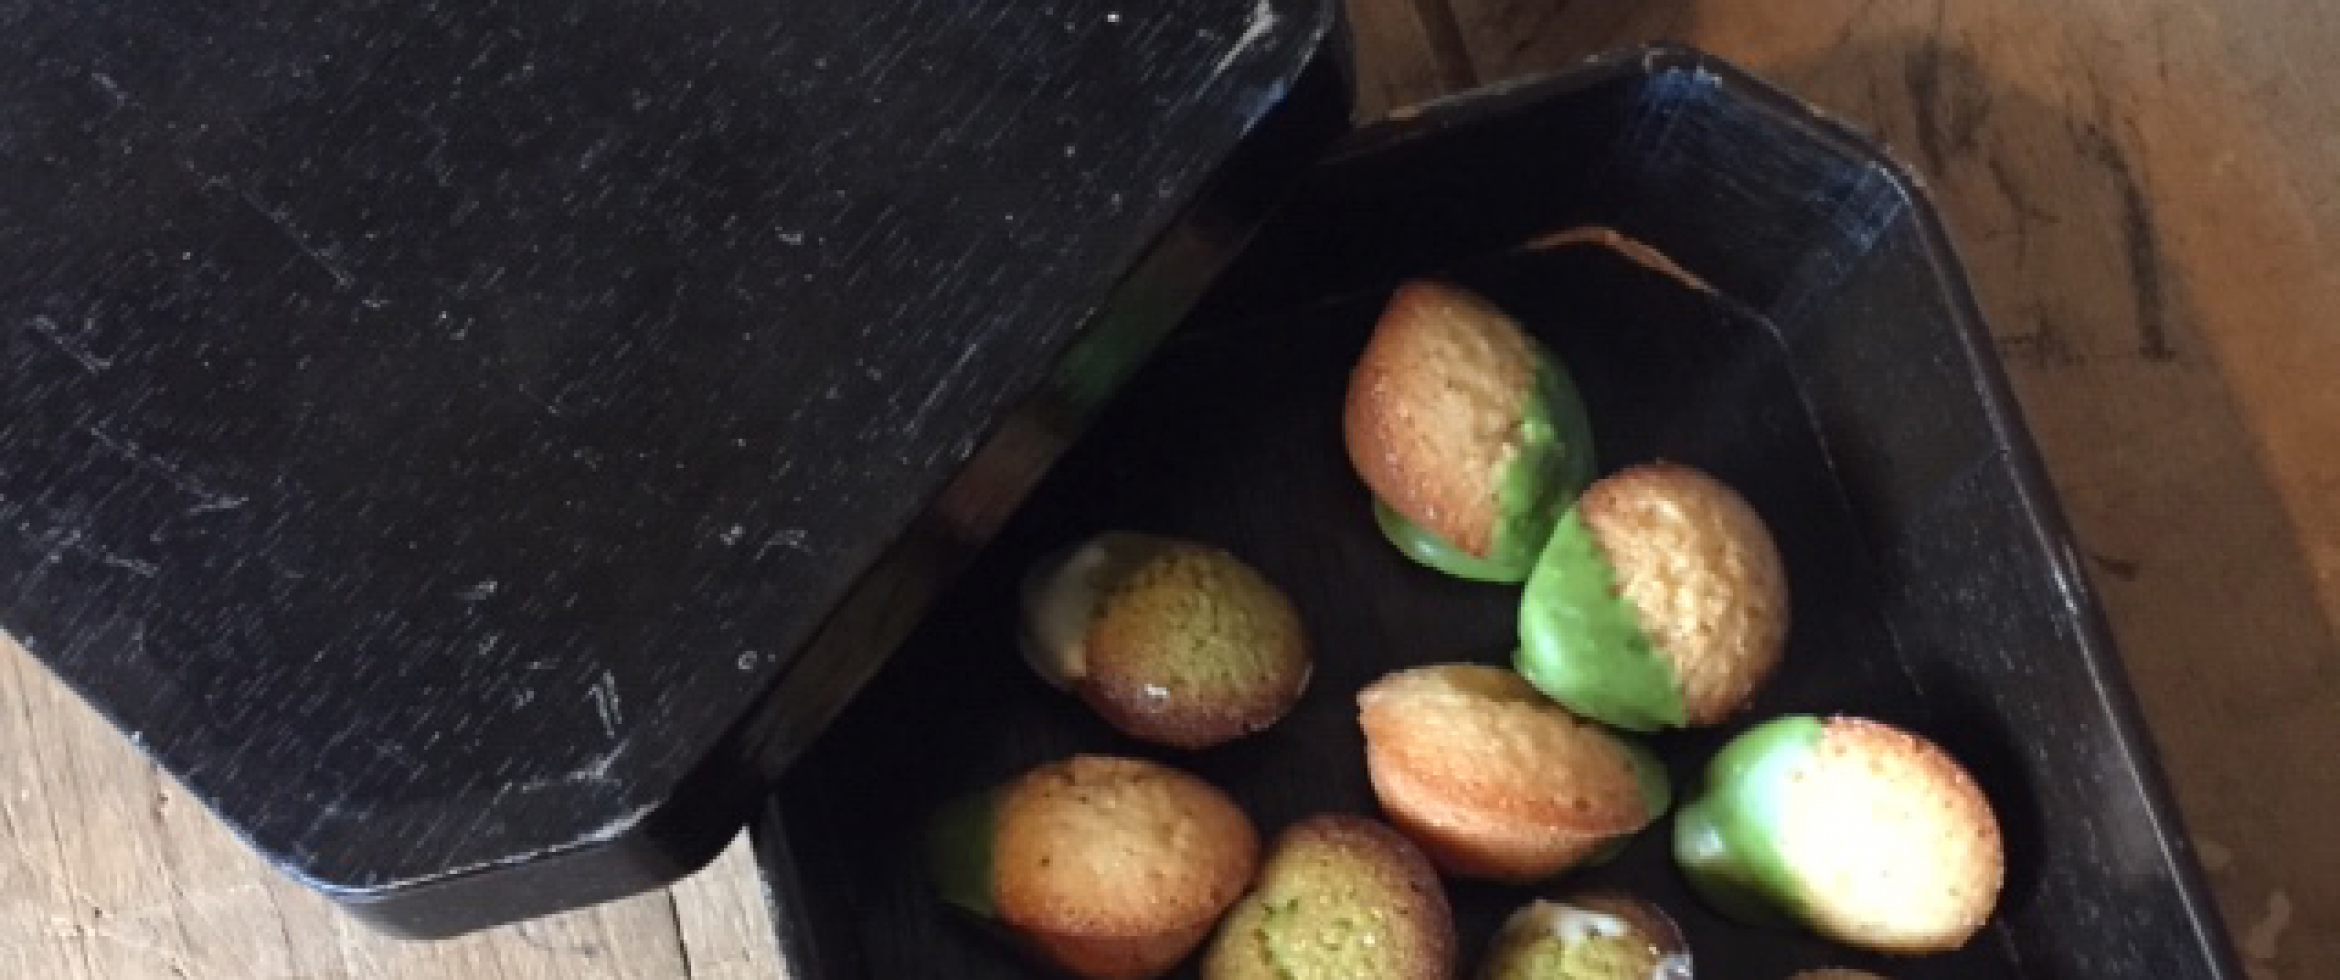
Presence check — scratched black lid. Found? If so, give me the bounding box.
[0,0,1347,935]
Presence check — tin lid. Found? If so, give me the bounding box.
[0,0,1343,935]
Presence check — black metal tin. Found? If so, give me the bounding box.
[0,0,1346,936]
[758,45,2242,978]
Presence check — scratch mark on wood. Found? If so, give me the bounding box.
[247,880,306,979]
[2088,550,2143,581]
[2150,7,2178,87]
[1405,0,1480,90]
[1996,305,2081,368]
[2073,122,2177,362]
[72,884,265,929]
[1903,34,1989,173]
[1905,42,1947,168]
[2195,836,2235,872]
[2243,889,2293,964]
[1986,155,2057,241]
[1829,0,1888,52]
[26,316,115,374]
[48,915,196,971]
[669,891,698,979]
[515,919,603,958]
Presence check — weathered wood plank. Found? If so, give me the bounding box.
[669,845,787,980]
[1340,0,1480,118]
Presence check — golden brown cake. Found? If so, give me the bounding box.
[1478,893,1691,980]
[1675,715,2004,955]
[1357,664,1665,881]
[1021,532,1311,749]
[1203,813,1455,980]
[930,755,1260,978]
[1575,462,1788,725]
[1342,280,1596,582]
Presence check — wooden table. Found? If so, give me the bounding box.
[7,1,2335,976]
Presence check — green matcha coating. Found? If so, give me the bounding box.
[925,789,1000,918]
[1515,509,1687,731]
[1373,348,1596,583]
[1626,738,1674,819]
[1583,736,1674,866]
[1671,715,1825,930]
[1375,499,1526,582]
[1490,350,1599,566]
[1581,834,1633,868]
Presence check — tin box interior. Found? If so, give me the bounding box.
[756,47,2241,979]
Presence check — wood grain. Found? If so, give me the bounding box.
[7,1,2336,977]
